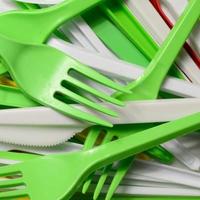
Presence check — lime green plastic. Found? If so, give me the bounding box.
[109,198,200,200]
[82,0,200,198]
[101,1,157,61]
[83,8,149,67]
[0,0,107,74]
[82,123,171,195]
[0,1,70,76]
[83,7,172,159]
[15,1,70,42]
[82,124,173,199]
[100,0,183,79]
[110,0,200,197]
[1,111,200,199]
[114,0,200,101]
[0,34,132,126]
[0,151,39,161]
[83,7,183,80]
[0,0,105,43]
[11,3,172,164]
[0,84,39,107]
[72,194,200,200]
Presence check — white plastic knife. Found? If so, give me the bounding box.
[0,98,200,146]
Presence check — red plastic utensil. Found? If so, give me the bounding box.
[150,0,200,69]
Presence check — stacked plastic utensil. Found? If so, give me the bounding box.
[0,0,199,199]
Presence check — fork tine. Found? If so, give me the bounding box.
[73,63,131,94]
[82,174,93,194]
[64,77,124,106]
[58,87,118,117]
[105,157,134,200]
[52,98,113,127]
[83,127,100,150]
[0,188,28,199]
[0,177,24,189]
[0,165,20,177]
[92,133,115,199]
[93,165,112,200]
[82,129,114,194]
[82,127,100,193]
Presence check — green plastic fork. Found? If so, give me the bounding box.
[81,125,173,200]
[6,2,174,198]
[81,0,200,198]
[0,0,107,74]
[100,0,186,80]
[0,34,131,126]
[0,111,200,200]
[83,6,183,80]
[0,0,105,43]
[0,84,39,108]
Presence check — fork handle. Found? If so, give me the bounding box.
[117,0,200,100]
[135,0,199,93]
[86,111,200,170]
[39,0,105,36]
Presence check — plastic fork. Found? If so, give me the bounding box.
[0,34,131,126]
[0,0,107,74]
[5,0,200,186]
[125,0,200,83]
[0,0,104,43]
[83,4,185,80]
[13,0,200,170]
[1,0,200,198]
[80,124,173,199]
[2,0,131,126]
[81,0,200,198]
[0,84,39,108]
[0,111,200,199]
[150,0,200,68]
[1,140,200,191]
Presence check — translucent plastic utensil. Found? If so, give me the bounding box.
[0,111,200,199]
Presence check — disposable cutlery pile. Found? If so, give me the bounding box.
[0,0,199,199]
